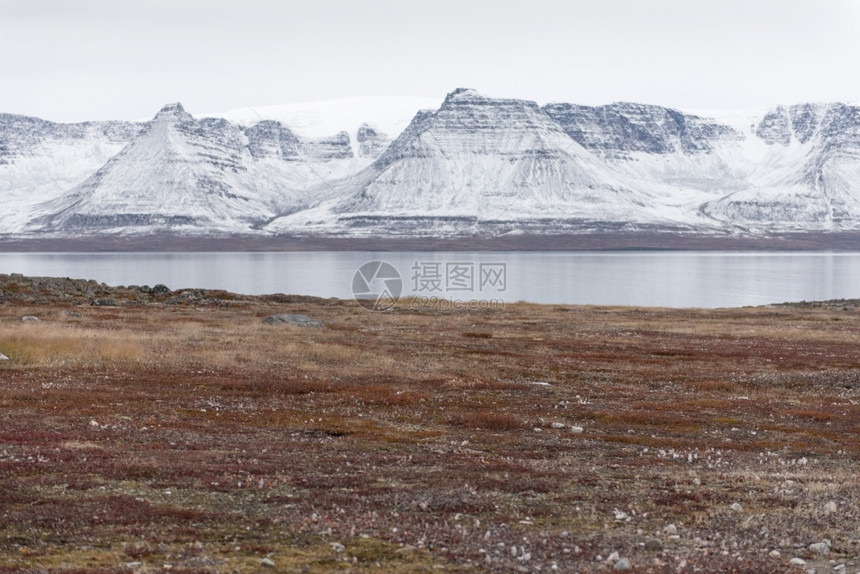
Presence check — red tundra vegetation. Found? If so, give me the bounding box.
[0,275,859,572]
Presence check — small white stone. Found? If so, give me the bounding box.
[824,500,838,514]
[614,557,631,570]
[808,540,831,555]
[551,422,566,429]
[260,557,275,568]
[730,502,743,512]
[89,420,100,427]
[570,426,584,433]
[789,557,806,566]
[769,550,781,558]
[0,352,8,361]
[330,542,345,553]
[663,524,678,536]
[606,551,620,563]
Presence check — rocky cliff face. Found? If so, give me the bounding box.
[543,102,740,158]
[356,123,388,159]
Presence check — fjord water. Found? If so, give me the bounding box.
[1,251,859,308]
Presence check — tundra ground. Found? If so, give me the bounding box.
[1,284,859,573]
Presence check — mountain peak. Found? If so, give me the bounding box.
[444,88,484,102]
[153,102,190,122]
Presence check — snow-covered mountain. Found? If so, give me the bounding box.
[21,104,389,234]
[265,89,706,235]
[0,113,144,231]
[4,89,860,239]
[699,104,860,231]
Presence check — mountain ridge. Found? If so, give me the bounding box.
[4,89,860,240]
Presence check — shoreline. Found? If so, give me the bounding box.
[4,231,860,252]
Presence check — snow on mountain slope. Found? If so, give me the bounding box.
[265,89,707,236]
[700,103,860,231]
[544,103,747,190]
[7,90,860,238]
[206,96,441,159]
[0,114,144,232]
[27,103,369,235]
[540,102,755,223]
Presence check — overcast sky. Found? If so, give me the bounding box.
[2,0,859,122]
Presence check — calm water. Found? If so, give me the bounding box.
[1,251,859,308]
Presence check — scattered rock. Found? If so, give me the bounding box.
[570,426,584,433]
[808,540,830,555]
[21,315,39,322]
[150,284,172,295]
[263,314,324,328]
[90,298,117,307]
[823,500,837,514]
[0,352,8,361]
[730,502,743,512]
[89,420,100,428]
[260,557,275,568]
[789,557,806,566]
[551,422,566,429]
[612,509,631,522]
[125,562,142,569]
[769,550,781,558]
[330,541,345,553]
[663,523,678,536]
[66,311,82,318]
[614,557,631,570]
[644,538,663,551]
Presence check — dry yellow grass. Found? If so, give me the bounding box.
[0,322,145,365]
